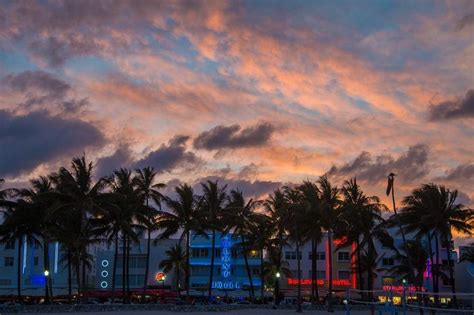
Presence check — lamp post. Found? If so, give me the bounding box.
[161,275,166,299]
[274,272,281,306]
[44,270,50,304]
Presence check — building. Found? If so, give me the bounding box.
[188,232,262,297]
[95,238,179,292]
[280,228,457,302]
[0,238,70,296]
[455,245,474,308]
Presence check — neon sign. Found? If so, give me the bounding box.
[212,234,241,290]
[382,285,424,292]
[287,278,351,287]
[155,272,166,282]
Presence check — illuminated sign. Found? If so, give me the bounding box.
[287,278,351,287]
[31,275,46,286]
[155,272,166,282]
[382,285,424,292]
[212,234,241,290]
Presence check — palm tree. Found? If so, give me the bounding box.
[51,156,107,301]
[224,189,261,301]
[159,244,186,296]
[317,175,340,310]
[0,198,39,303]
[249,212,273,302]
[133,167,165,300]
[160,184,201,300]
[199,180,227,301]
[263,189,290,305]
[106,168,143,303]
[284,186,306,313]
[16,176,58,303]
[263,245,292,303]
[401,184,474,305]
[338,178,389,298]
[297,181,323,303]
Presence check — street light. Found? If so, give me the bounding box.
[161,275,166,298]
[276,272,281,278]
[44,270,49,277]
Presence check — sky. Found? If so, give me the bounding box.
[0,0,473,224]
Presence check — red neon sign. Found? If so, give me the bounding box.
[382,286,424,292]
[287,278,351,287]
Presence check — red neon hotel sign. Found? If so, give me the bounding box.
[287,278,351,286]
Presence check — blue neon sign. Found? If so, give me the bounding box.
[212,234,241,290]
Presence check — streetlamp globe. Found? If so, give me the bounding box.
[276,272,281,278]
[44,270,50,277]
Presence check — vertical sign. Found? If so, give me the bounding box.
[221,234,231,279]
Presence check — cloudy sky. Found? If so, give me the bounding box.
[0,1,473,214]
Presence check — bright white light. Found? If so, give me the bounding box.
[276,272,281,278]
[44,270,50,277]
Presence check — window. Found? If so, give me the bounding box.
[382,258,394,266]
[338,270,351,280]
[4,257,14,267]
[5,240,15,250]
[308,270,326,279]
[308,251,325,260]
[251,267,260,276]
[215,248,221,257]
[191,266,210,276]
[249,250,259,257]
[285,251,301,260]
[34,256,39,266]
[192,248,209,258]
[291,270,302,278]
[0,279,12,285]
[337,252,350,262]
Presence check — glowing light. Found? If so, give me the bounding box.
[100,281,108,288]
[44,270,49,277]
[101,260,109,268]
[276,272,281,278]
[155,272,166,282]
[287,278,350,286]
[101,270,108,278]
[22,236,27,274]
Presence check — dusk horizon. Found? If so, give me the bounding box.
[0,1,474,312]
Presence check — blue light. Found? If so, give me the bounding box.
[31,275,46,286]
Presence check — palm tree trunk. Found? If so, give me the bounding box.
[208,229,216,301]
[126,235,130,303]
[311,237,316,304]
[142,228,151,302]
[327,230,333,311]
[314,239,320,302]
[122,234,126,303]
[43,240,50,304]
[75,252,81,304]
[260,248,264,302]
[176,264,181,297]
[296,238,302,313]
[67,248,72,304]
[112,234,118,302]
[17,237,22,303]
[426,232,436,292]
[185,230,190,300]
[241,234,254,301]
[356,240,364,299]
[443,232,457,307]
[81,256,86,299]
[434,232,441,306]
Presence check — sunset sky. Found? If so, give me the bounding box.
[0,0,473,218]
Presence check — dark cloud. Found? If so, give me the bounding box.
[193,176,282,199]
[439,163,474,181]
[134,135,203,173]
[95,145,134,177]
[193,122,276,151]
[456,13,474,30]
[429,89,474,120]
[0,110,105,177]
[328,144,430,184]
[2,70,87,113]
